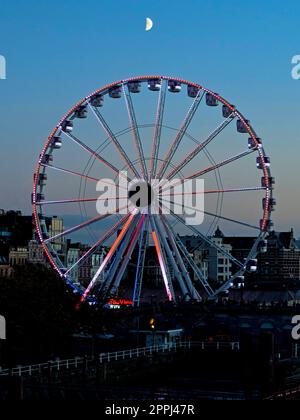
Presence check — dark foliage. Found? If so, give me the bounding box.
[0,264,76,366]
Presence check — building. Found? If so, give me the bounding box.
[28,239,49,266]
[0,210,33,259]
[9,247,29,266]
[144,246,165,287]
[229,289,300,305]
[130,329,183,347]
[193,249,209,281]
[126,245,164,287]
[78,246,92,287]
[209,228,232,284]
[0,265,13,278]
[91,248,107,280]
[180,229,232,285]
[0,255,13,277]
[179,235,203,252]
[221,228,300,290]
[223,235,256,266]
[0,228,11,243]
[256,229,300,288]
[48,216,65,254]
[66,247,80,283]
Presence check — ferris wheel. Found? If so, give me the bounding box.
[32,75,275,306]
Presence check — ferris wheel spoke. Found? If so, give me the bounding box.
[184,149,255,180]
[88,103,140,178]
[64,213,131,276]
[160,207,244,269]
[149,79,167,179]
[44,213,112,244]
[156,90,204,179]
[160,186,265,197]
[202,186,265,195]
[123,84,148,180]
[80,210,138,302]
[41,163,128,192]
[36,196,127,206]
[165,115,235,180]
[41,163,99,182]
[159,196,260,231]
[62,131,131,181]
[44,203,129,244]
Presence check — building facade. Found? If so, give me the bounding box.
[0,265,13,278]
[48,216,65,254]
[180,230,232,285]
[256,229,300,288]
[90,248,107,280]
[209,231,232,284]
[193,249,209,281]
[0,210,33,260]
[66,247,80,283]
[28,239,49,266]
[9,247,29,266]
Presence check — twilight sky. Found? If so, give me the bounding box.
[0,0,300,234]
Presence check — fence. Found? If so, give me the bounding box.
[0,340,240,377]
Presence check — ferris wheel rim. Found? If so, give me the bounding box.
[32,75,273,304]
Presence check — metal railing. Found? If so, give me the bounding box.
[265,385,300,400]
[0,340,239,377]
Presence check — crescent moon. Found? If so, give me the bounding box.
[145,17,153,31]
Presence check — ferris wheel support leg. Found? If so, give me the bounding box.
[65,213,131,277]
[133,219,149,307]
[173,233,214,298]
[110,216,146,295]
[150,216,176,302]
[98,215,142,299]
[170,212,243,269]
[81,212,138,302]
[153,216,190,300]
[160,215,201,302]
[212,233,265,297]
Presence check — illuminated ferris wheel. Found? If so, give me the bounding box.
[32,76,275,306]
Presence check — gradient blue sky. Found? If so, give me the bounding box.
[0,0,300,233]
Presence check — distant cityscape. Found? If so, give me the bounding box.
[1,209,300,305]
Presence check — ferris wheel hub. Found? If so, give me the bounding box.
[128,180,154,209]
